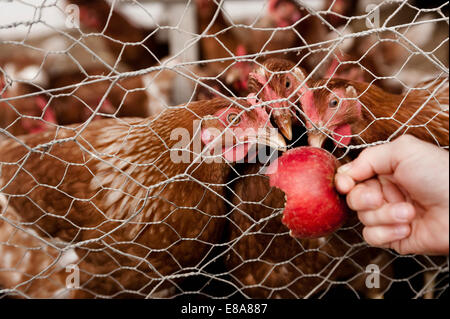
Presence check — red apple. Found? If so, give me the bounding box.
[266,146,348,238]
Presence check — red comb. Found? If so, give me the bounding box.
[325,58,340,79]
[78,7,102,30]
[236,45,247,57]
[100,99,115,114]
[268,0,281,12]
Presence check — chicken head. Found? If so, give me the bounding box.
[201,102,287,162]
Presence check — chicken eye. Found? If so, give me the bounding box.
[285,79,291,89]
[329,98,339,108]
[227,113,241,126]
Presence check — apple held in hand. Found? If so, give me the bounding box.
[266,147,348,238]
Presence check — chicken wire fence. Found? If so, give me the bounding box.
[0,0,448,299]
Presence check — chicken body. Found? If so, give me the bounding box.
[195,0,254,97]
[324,0,359,29]
[0,197,74,298]
[68,0,169,70]
[196,0,242,70]
[0,98,284,298]
[259,0,330,69]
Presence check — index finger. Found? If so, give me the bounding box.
[335,141,403,194]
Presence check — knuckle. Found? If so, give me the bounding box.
[357,211,369,225]
[396,134,417,146]
[363,226,385,246]
[347,186,364,210]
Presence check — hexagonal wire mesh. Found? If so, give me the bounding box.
[0,0,448,299]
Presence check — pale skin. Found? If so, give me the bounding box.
[335,135,449,256]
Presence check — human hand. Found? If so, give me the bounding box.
[335,135,449,255]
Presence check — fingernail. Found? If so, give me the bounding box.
[394,225,409,237]
[337,163,352,174]
[394,204,412,222]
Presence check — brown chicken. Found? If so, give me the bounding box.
[248,58,308,140]
[0,88,56,138]
[68,0,169,70]
[324,0,359,29]
[47,72,148,125]
[196,0,242,71]
[1,61,56,138]
[46,57,179,125]
[346,8,448,94]
[316,49,403,96]
[0,197,74,298]
[322,51,377,83]
[0,98,286,298]
[298,77,449,149]
[195,0,256,97]
[256,0,329,69]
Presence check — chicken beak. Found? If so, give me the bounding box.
[246,127,287,152]
[273,109,293,140]
[308,132,327,148]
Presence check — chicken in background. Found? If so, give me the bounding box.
[195,0,329,97]
[322,52,368,83]
[196,0,308,67]
[223,45,254,96]
[0,98,286,298]
[317,50,397,95]
[293,2,448,95]
[67,0,169,71]
[1,45,178,135]
[47,62,177,125]
[342,3,449,93]
[181,47,254,100]
[251,0,329,70]
[192,75,232,101]
[324,0,359,29]
[50,46,180,123]
[0,59,56,138]
[195,0,243,72]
